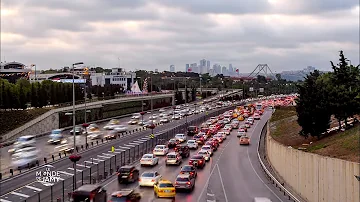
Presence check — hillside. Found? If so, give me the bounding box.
[270,106,359,162]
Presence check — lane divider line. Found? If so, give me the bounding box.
[57,171,74,176]
[24,185,42,192]
[84,160,98,165]
[97,155,110,159]
[10,192,29,198]
[67,168,83,172]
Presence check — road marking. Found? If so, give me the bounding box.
[84,160,98,165]
[216,164,228,202]
[141,138,149,140]
[91,158,104,162]
[54,144,68,149]
[115,148,126,152]
[136,139,147,142]
[10,192,29,198]
[119,146,130,149]
[109,151,121,154]
[67,168,83,172]
[102,153,115,157]
[128,142,139,145]
[25,185,42,192]
[97,155,110,159]
[207,193,214,196]
[0,199,12,202]
[76,164,90,168]
[133,141,144,144]
[58,171,74,176]
[124,144,135,147]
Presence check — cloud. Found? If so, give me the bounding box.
[1,0,359,73]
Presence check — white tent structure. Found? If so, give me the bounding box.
[130,81,142,94]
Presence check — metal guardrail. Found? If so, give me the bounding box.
[257,119,302,202]
[16,106,234,202]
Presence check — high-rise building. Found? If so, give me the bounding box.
[213,64,221,75]
[206,60,210,73]
[200,59,206,67]
[229,64,233,73]
[222,66,227,75]
[186,64,190,72]
[170,65,175,72]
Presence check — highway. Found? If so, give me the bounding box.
[91,109,291,202]
[0,100,235,202]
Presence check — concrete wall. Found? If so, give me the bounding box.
[266,123,360,202]
[2,93,174,142]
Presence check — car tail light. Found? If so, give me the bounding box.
[116,172,120,176]
[171,190,175,192]
[130,173,133,177]
[158,190,163,192]
[190,172,194,175]
[186,182,191,185]
[151,179,155,182]
[199,160,203,164]
[175,182,179,184]
[89,192,95,200]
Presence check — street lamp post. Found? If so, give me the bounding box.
[140,111,145,125]
[199,75,202,99]
[69,62,83,190]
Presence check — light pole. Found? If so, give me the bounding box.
[69,62,83,191]
[184,77,189,104]
[346,59,352,92]
[199,75,202,99]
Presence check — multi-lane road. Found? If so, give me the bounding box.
[92,109,291,202]
[0,99,233,202]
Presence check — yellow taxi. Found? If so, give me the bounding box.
[237,115,244,121]
[154,179,176,198]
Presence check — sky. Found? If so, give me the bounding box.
[1,0,359,73]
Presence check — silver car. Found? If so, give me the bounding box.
[197,150,211,161]
[186,140,198,149]
[165,152,182,166]
[174,174,195,191]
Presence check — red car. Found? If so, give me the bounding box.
[205,140,218,150]
[193,134,205,145]
[200,128,211,136]
[188,155,206,168]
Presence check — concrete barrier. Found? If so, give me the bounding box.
[266,123,360,202]
[2,93,174,142]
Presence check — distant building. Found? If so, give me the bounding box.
[206,60,210,73]
[90,68,136,89]
[222,66,227,75]
[186,64,190,72]
[0,61,32,83]
[229,64,233,73]
[170,65,175,72]
[155,69,159,73]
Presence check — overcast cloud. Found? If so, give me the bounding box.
[1,0,359,73]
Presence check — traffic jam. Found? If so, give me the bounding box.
[69,95,296,202]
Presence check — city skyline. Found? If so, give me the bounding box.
[1,1,359,72]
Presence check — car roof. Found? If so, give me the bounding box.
[120,165,134,169]
[167,152,177,155]
[111,189,134,197]
[159,179,172,184]
[76,184,101,192]
[176,174,190,178]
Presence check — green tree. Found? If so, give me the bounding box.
[18,83,27,109]
[50,82,58,105]
[296,70,331,138]
[31,83,39,108]
[191,87,196,101]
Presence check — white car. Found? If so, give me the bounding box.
[128,119,138,125]
[11,146,40,169]
[160,117,170,123]
[140,154,159,166]
[201,145,213,156]
[114,125,128,132]
[172,115,181,120]
[224,125,232,131]
[87,131,103,140]
[197,150,211,161]
[165,152,183,165]
[186,140,198,149]
[149,114,158,120]
[131,113,141,119]
[139,171,162,187]
[103,119,121,130]
[159,108,166,112]
[175,134,187,143]
[217,132,227,139]
[153,145,169,156]
[237,129,246,137]
[213,134,224,143]
[8,135,36,154]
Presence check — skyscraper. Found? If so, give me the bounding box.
[222,66,227,76]
[186,64,190,72]
[170,65,175,72]
[205,60,210,74]
[229,64,233,73]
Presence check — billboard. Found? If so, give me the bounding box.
[259,88,264,92]
[60,79,86,83]
[249,87,254,92]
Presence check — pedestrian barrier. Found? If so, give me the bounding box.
[5,105,235,202]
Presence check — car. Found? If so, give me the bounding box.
[117,166,139,184]
[239,136,250,145]
[140,154,159,166]
[188,155,206,168]
[174,134,187,143]
[87,124,100,134]
[186,140,198,149]
[11,146,40,169]
[205,140,218,150]
[239,125,248,132]
[160,117,170,123]
[254,113,261,120]
[217,131,227,140]
[8,135,37,154]
[237,129,247,137]
[223,128,231,135]
[200,128,211,136]
[114,125,128,132]
[104,131,117,140]
[213,134,224,143]
[224,124,232,131]
[254,197,273,202]
[187,126,199,136]
[154,179,176,198]
[159,108,166,112]
[103,119,121,130]
[146,122,156,129]
[193,134,205,145]
[149,114,158,120]
[48,129,67,145]
[87,131,103,140]
[165,152,182,166]
[245,123,251,128]
[109,189,141,202]
[70,126,85,135]
[179,165,197,178]
[174,174,196,191]
[201,145,214,156]
[167,139,180,149]
[174,145,190,158]
[153,145,169,156]
[231,121,239,129]
[172,114,181,120]
[71,184,107,202]
[128,119,139,125]
[139,171,162,187]
[131,113,141,119]
[197,150,211,161]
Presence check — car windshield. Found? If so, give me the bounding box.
[241,137,249,140]
[52,130,61,134]
[120,168,131,173]
[191,155,203,159]
[188,140,195,143]
[198,151,207,155]
[175,134,183,137]
[181,166,193,171]
[159,183,174,188]
[202,146,211,150]
[169,139,176,143]
[109,197,127,202]
[143,155,153,158]
[142,172,155,177]
[188,126,197,131]
[176,177,190,182]
[18,136,33,142]
[155,146,164,149]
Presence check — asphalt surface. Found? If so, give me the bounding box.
[87,109,290,202]
[0,102,233,202]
